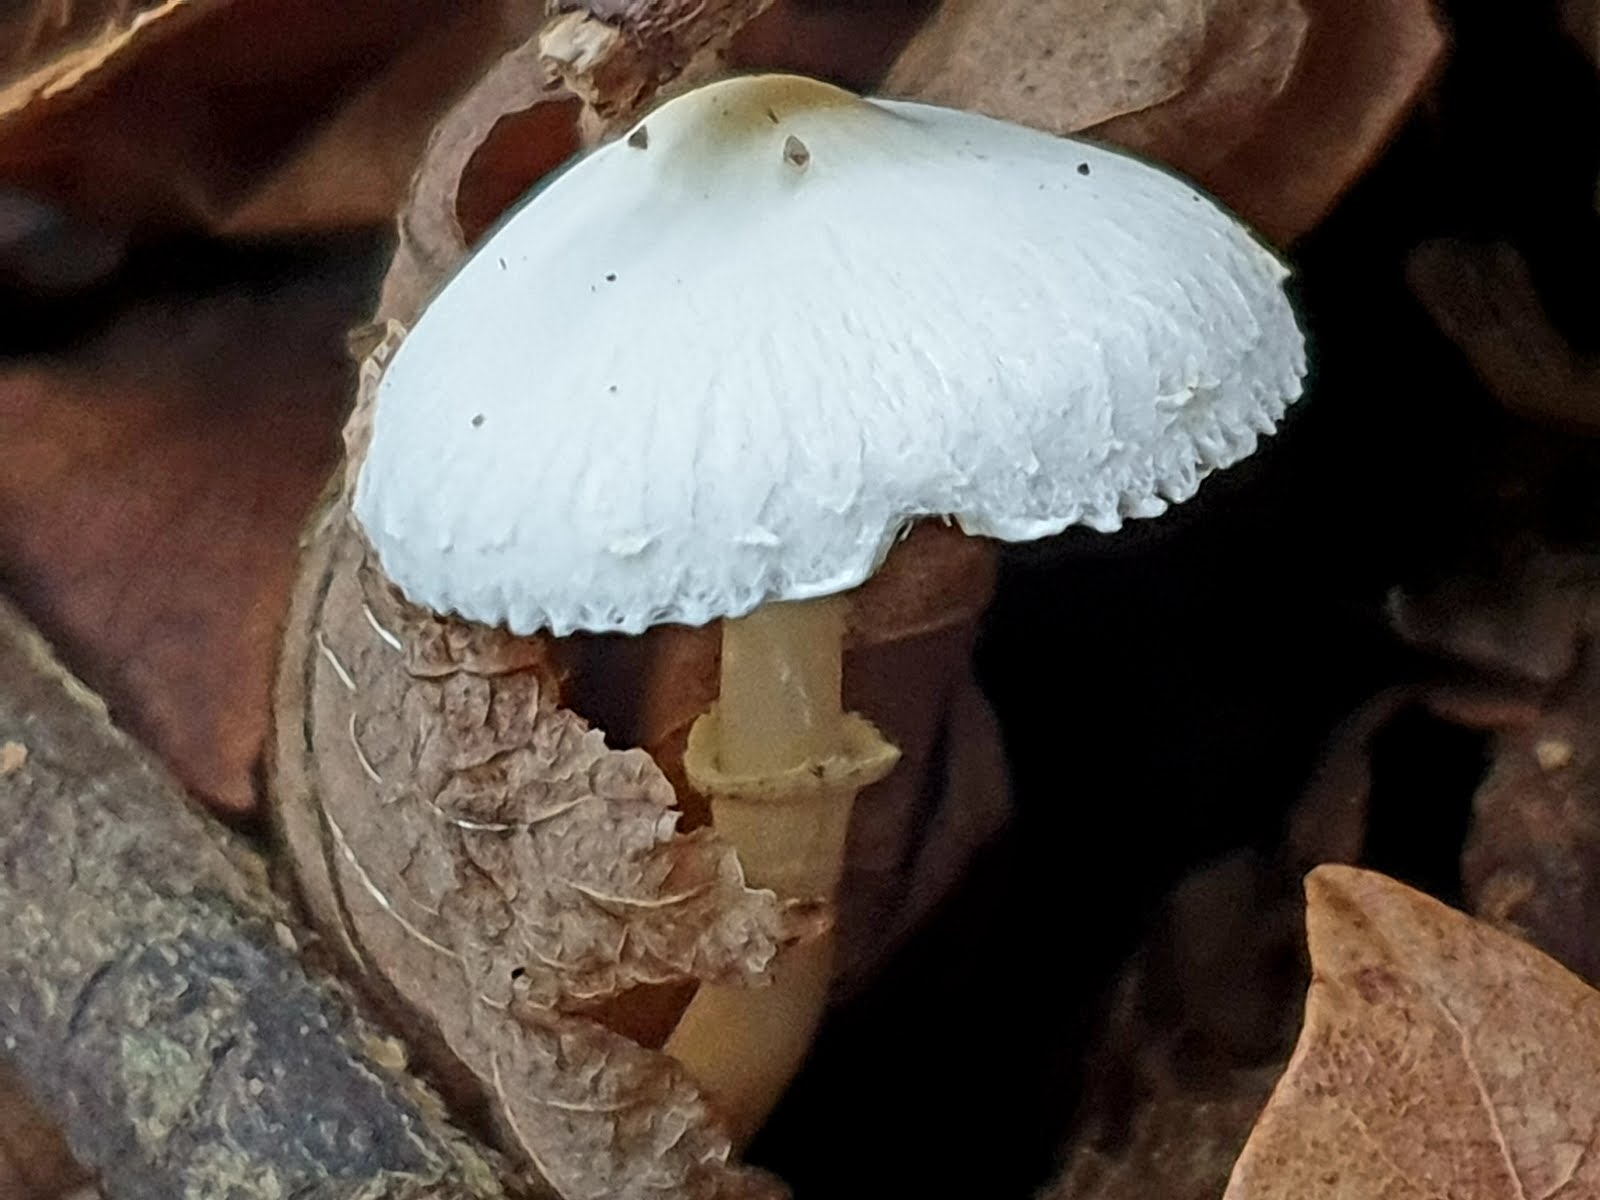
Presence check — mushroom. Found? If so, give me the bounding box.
[352,72,1306,1138]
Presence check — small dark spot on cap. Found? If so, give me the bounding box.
[627,124,649,150]
[497,257,507,270]
[1077,162,1091,176]
[766,107,780,124]
[608,384,618,393]
[471,414,485,427]
[605,272,616,282]
[783,134,811,169]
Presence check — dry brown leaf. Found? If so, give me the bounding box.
[462,1004,785,1200]
[725,0,931,89]
[272,504,804,1198]
[218,3,547,237]
[1091,0,1308,179]
[885,0,1244,137]
[1047,853,1302,1200]
[0,0,533,236]
[1202,0,1446,242]
[0,265,360,814]
[1463,632,1600,987]
[882,0,1445,243]
[1227,865,1600,1199]
[0,0,206,120]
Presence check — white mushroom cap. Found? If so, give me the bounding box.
[354,73,1306,637]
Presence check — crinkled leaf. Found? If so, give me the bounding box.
[1227,866,1600,1200]
[274,506,811,1196]
[462,1003,784,1200]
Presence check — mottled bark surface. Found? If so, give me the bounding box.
[0,596,514,1200]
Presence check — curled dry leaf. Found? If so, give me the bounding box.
[273,503,806,1198]
[540,0,778,127]
[0,0,536,237]
[1227,865,1600,1200]
[882,0,1445,243]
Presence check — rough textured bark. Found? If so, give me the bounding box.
[0,595,517,1200]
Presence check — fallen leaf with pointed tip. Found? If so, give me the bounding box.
[1226,865,1600,1200]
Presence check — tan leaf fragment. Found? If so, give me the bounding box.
[274,507,811,1196]
[540,0,778,127]
[1226,865,1600,1200]
[465,1003,784,1200]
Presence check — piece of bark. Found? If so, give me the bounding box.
[272,504,794,1200]
[882,0,1445,244]
[1227,865,1600,1199]
[0,594,518,1200]
[0,259,363,816]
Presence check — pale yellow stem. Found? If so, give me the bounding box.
[665,596,897,1144]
